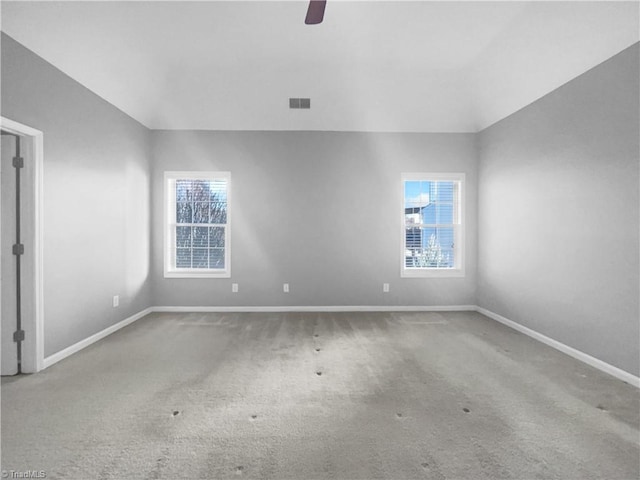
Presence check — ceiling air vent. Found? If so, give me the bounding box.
[289,98,311,109]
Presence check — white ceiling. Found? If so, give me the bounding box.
[2,1,638,132]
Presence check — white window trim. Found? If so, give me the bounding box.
[401,172,465,278]
[164,171,231,278]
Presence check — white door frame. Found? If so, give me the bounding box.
[1,117,44,373]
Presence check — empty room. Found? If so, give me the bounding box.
[1,1,638,479]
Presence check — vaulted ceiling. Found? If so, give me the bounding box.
[2,1,638,132]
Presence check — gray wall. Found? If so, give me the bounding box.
[151,131,478,307]
[1,34,153,356]
[4,32,638,378]
[477,43,640,376]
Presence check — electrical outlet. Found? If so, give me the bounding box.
[232,283,239,293]
[383,283,390,293]
[113,295,119,307]
[283,283,289,293]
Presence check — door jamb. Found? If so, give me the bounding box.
[1,117,44,373]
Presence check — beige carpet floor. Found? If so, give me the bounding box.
[1,311,639,479]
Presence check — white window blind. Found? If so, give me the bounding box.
[164,172,230,278]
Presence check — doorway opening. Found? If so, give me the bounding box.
[1,117,44,375]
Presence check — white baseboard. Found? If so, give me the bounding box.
[475,306,640,389]
[152,305,477,313]
[41,304,640,389]
[41,305,472,369]
[42,307,153,369]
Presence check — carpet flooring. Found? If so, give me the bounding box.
[1,311,639,479]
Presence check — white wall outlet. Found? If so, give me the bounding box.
[383,283,390,293]
[283,283,289,293]
[112,295,119,307]
[232,283,239,293]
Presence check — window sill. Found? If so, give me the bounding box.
[164,271,231,279]
[401,268,465,278]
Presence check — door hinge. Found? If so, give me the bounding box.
[12,156,24,169]
[12,243,24,255]
[13,329,25,342]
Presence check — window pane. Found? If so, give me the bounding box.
[425,228,454,268]
[176,179,228,219]
[210,202,227,224]
[176,181,192,202]
[193,227,209,248]
[435,202,453,224]
[176,248,191,268]
[437,227,455,249]
[405,227,454,268]
[193,202,209,223]
[210,180,228,202]
[209,248,225,269]
[209,227,225,248]
[421,181,432,200]
[192,181,210,202]
[405,181,421,197]
[421,204,436,224]
[404,207,422,225]
[405,227,423,250]
[192,248,208,268]
[431,181,454,203]
[176,203,192,224]
[404,182,429,209]
[176,226,191,248]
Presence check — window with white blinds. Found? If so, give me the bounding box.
[164,172,230,278]
[402,173,465,277]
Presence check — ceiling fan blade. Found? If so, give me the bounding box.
[305,0,326,25]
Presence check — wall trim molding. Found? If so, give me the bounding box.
[41,304,640,389]
[475,306,640,388]
[42,307,153,369]
[152,305,477,313]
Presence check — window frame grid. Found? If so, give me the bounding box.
[401,172,465,278]
[164,171,231,278]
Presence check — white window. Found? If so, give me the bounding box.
[402,173,464,277]
[164,171,230,278]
